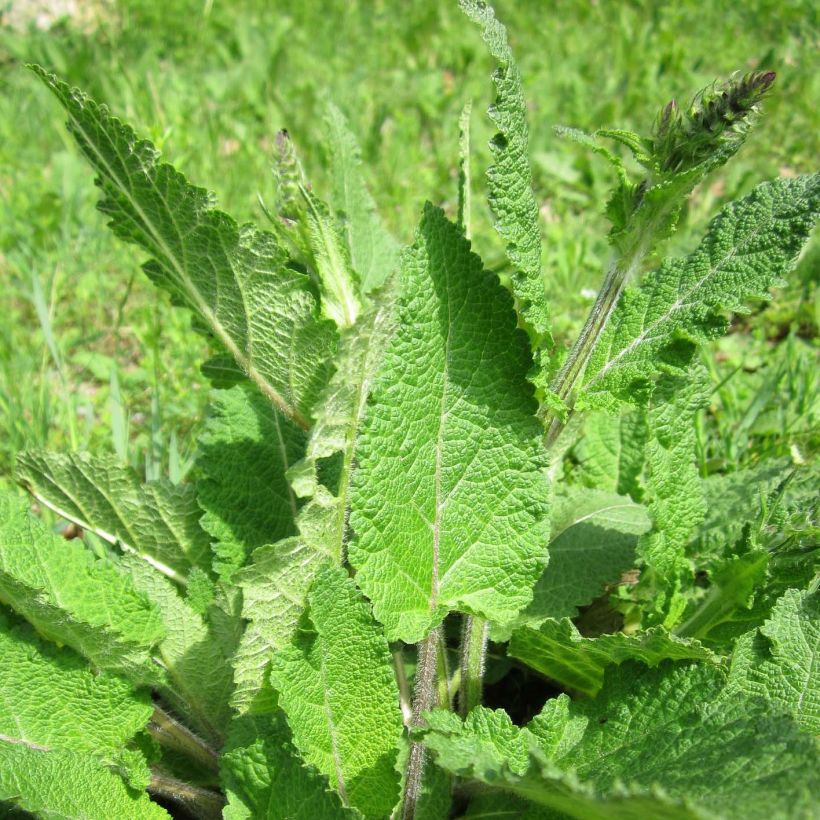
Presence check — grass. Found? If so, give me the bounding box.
[0,0,817,482]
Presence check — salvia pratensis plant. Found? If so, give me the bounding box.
[2,1,818,818]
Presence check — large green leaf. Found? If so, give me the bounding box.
[579,175,820,411]
[196,385,306,579]
[460,0,550,347]
[636,377,708,626]
[269,565,403,817]
[422,661,820,819]
[349,205,550,642]
[0,493,164,683]
[727,589,819,734]
[233,294,396,713]
[509,619,715,696]
[0,612,152,755]
[0,744,169,820]
[517,488,649,630]
[326,104,399,293]
[32,66,336,427]
[120,556,234,745]
[221,714,354,820]
[16,450,211,584]
[0,612,161,819]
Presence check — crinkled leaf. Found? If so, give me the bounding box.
[326,104,399,293]
[419,707,705,820]
[0,744,169,820]
[221,714,354,820]
[574,411,648,499]
[422,661,820,819]
[636,377,708,626]
[515,488,649,631]
[269,565,403,817]
[727,589,819,734]
[349,205,550,642]
[460,0,550,346]
[579,175,820,411]
[196,385,306,579]
[509,619,715,696]
[233,294,396,714]
[0,612,152,754]
[0,493,164,683]
[119,556,234,744]
[32,66,336,426]
[16,450,211,584]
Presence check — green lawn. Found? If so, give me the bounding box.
[1,0,817,480]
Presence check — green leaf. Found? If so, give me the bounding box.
[579,175,820,411]
[509,619,715,696]
[573,411,648,499]
[32,66,336,427]
[0,493,164,683]
[517,488,650,629]
[460,0,550,345]
[221,714,354,820]
[419,706,704,820]
[727,589,819,734]
[0,611,162,818]
[269,565,402,817]
[691,458,797,557]
[326,103,399,293]
[232,292,397,714]
[196,385,306,579]
[119,556,234,745]
[231,540,323,714]
[0,611,152,754]
[16,450,211,584]
[636,377,708,626]
[422,661,820,819]
[0,744,169,820]
[349,204,550,642]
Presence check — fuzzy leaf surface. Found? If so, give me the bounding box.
[509,619,715,696]
[349,205,550,642]
[269,565,402,817]
[120,556,234,744]
[0,493,164,683]
[727,589,819,734]
[221,714,354,820]
[579,175,820,410]
[460,0,549,344]
[0,744,168,820]
[232,294,396,714]
[196,386,306,579]
[32,66,336,426]
[574,411,648,499]
[326,104,399,293]
[0,612,152,754]
[636,377,708,626]
[517,488,649,629]
[422,661,820,819]
[16,450,211,583]
[420,707,703,820]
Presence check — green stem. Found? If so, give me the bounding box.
[148,705,219,774]
[400,626,441,820]
[149,769,225,820]
[458,615,488,718]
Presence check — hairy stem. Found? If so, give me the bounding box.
[393,648,413,724]
[148,705,219,774]
[545,249,640,446]
[149,770,225,820]
[458,615,489,717]
[401,626,442,820]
